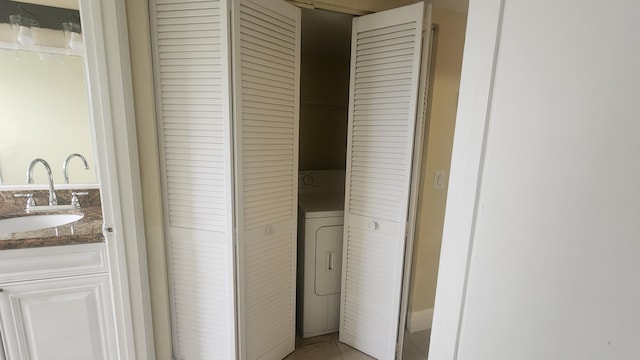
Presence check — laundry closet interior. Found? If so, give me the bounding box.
[150,0,432,359]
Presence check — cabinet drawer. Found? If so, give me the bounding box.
[0,243,108,283]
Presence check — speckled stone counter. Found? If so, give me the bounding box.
[0,188,104,250]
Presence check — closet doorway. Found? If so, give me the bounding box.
[295,6,437,360]
[150,1,449,359]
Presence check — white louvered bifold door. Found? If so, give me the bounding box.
[231,0,300,359]
[149,0,236,358]
[340,3,426,360]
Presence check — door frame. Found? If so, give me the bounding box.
[80,0,155,358]
[428,0,504,358]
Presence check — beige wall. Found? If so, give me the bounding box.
[123,0,464,357]
[290,0,419,14]
[0,50,96,186]
[123,0,173,358]
[299,55,350,171]
[408,8,467,314]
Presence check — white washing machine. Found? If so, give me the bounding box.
[296,171,345,338]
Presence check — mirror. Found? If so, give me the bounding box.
[0,0,96,187]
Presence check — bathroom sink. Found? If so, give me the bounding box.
[0,214,84,235]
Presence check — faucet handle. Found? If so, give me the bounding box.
[14,193,35,208]
[71,192,89,208]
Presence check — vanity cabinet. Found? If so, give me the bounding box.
[0,244,117,360]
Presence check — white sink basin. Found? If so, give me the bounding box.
[0,214,84,235]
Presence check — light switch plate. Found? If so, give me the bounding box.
[434,171,445,189]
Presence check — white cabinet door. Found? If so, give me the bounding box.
[0,275,117,360]
[340,3,427,359]
[149,0,237,358]
[231,0,300,359]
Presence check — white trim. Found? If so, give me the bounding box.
[428,0,504,359]
[407,308,434,333]
[80,0,155,358]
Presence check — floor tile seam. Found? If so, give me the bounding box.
[330,339,344,359]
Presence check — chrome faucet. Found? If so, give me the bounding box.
[63,153,90,184]
[26,158,58,206]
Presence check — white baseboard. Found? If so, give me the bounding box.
[407,308,434,333]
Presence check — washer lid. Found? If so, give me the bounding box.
[299,193,345,219]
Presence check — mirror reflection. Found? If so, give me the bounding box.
[0,0,96,187]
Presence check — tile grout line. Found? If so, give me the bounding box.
[333,339,345,359]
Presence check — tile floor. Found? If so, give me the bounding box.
[284,332,374,360]
[284,330,430,360]
[402,329,430,360]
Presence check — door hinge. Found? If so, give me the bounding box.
[233,227,238,247]
[405,220,410,237]
[396,342,403,359]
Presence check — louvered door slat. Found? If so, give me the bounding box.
[240,7,296,34]
[157,15,216,25]
[163,123,224,131]
[358,21,416,38]
[242,36,296,59]
[340,3,425,360]
[155,0,204,4]
[241,27,295,52]
[158,32,218,41]
[233,1,300,359]
[358,54,415,67]
[242,80,294,96]
[157,0,217,10]
[358,28,416,44]
[150,0,235,358]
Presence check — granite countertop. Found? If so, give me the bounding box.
[0,189,105,250]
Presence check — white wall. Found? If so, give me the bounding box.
[436,0,640,358]
[0,49,95,185]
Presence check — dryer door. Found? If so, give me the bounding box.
[315,224,344,296]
